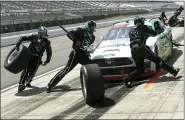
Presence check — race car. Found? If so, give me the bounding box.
[90,18,173,80]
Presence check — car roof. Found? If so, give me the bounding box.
[112,18,158,28]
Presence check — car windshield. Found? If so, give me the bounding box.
[103,27,133,41]
[103,25,153,41]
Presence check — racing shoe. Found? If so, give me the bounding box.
[172,68,180,77]
[26,82,31,87]
[123,78,133,88]
[18,84,26,93]
[46,85,52,93]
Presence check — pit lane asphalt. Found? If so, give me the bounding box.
[1,38,184,119]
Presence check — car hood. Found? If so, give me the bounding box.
[91,38,132,59]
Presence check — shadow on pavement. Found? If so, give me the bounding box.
[90,97,116,108]
[52,85,81,92]
[15,86,46,96]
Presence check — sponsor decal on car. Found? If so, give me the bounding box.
[104,54,115,57]
[103,49,120,52]
[98,43,126,49]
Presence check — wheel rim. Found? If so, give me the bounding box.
[82,74,87,98]
[8,50,18,64]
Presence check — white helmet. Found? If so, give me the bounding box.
[38,26,48,37]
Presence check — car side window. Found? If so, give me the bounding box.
[154,21,164,33]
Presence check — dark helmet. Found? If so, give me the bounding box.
[85,20,96,32]
[180,5,184,10]
[134,17,144,26]
[162,11,165,15]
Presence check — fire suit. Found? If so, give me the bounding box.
[124,25,179,87]
[47,27,95,91]
[17,35,52,88]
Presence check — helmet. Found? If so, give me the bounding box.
[180,5,184,10]
[85,20,96,32]
[134,17,144,26]
[38,26,48,37]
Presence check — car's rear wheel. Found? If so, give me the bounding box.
[80,64,104,106]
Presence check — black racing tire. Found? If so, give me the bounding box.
[4,44,32,74]
[80,64,104,106]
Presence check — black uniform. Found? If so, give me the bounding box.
[124,25,179,87]
[17,35,52,86]
[47,28,95,90]
[174,6,184,17]
[159,12,168,23]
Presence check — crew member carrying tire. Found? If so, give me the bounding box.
[46,20,96,93]
[123,17,180,88]
[16,26,52,93]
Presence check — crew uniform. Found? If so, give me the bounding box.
[174,5,184,17]
[123,17,180,88]
[46,20,96,93]
[159,11,168,23]
[17,26,52,92]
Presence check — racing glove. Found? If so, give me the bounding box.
[86,48,94,53]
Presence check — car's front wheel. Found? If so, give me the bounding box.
[80,64,104,106]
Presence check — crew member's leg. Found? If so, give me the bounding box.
[26,57,41,87]
[124,46,145,87]
[18,68,29,92]
[79,51,93,65]
[46,50,79,93]
[18,57,35,92]
[141,44,179,76]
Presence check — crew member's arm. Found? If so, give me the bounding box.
[164,13,168,20]
[144,25,158,36]
[16,34,38,47]
[44,39,52,64]
[67,28,83,42]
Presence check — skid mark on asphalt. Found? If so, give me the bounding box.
[1,77,80,119]
[50,71,183,119]
[50,82,128,119]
